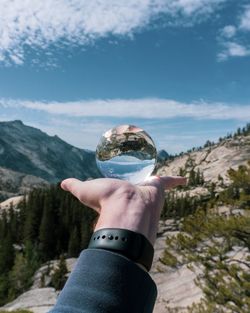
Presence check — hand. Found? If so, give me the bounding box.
[61,176,186,246]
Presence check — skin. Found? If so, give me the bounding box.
[61,176,186,246]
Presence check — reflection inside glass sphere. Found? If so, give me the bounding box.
[96,125,157,184]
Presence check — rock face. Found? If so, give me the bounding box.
[0,195,24,214]
[0,258,77,313]
[1,288,58,313]
[151,222,203,313]
[157,135,250,185]
[0,166,48,201]
[0,120,100,185]
[31,258,77,290]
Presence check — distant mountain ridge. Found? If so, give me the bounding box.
[156,149,169,163]
[0,120,100,186]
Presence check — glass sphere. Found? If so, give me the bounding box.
[96,125,157,184]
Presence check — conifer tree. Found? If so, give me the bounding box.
[8,253,31,300]
[23,191,42,243]
[51,255,68,290]
[68,226,80,257]
[0,231,15,275]
[188,168,196,186]
[0,210,8,240]
[81,222,92,250]
[0,273,10,306]
[39,192,56,261]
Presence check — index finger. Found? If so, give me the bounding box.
[142,175,187,190]
[159,176,187,190]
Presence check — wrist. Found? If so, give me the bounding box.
[88,228,154,271]
[94,206,155,245]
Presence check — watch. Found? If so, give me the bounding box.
[88,228,154,271]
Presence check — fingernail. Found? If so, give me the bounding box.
[61,180,68,191]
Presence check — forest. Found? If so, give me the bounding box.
[0,185,97,305]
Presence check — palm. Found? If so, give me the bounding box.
[61,176,186,245]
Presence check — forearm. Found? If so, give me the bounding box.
[49,249,157,313]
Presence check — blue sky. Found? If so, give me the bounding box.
[0,0,250,153]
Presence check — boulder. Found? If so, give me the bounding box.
[0,288,58,313]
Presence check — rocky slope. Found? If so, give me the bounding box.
[151,221,203,313]
[0,120,100,186]
[1,258,77,313]
[0,166,48,201]
[0,195,24,215]
[157,135,250,185]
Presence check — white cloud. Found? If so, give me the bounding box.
[166,0,225,16]
[218,6,250,61]
[1,98,249,121]
[218,42,250,61]
[0,0,226,65]
[239,5,250,31]
[221,25,237,38]
[225,42,250,57]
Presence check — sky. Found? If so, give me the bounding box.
[0,0,250,154]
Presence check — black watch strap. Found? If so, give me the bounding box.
[88,228,154,271]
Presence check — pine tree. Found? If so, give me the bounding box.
[0,210,8,240]
[81,223,91,250]
[23,191,41,243]
[39,192,56,261]
[51,255,68,290]
[189,168,196,186]
[0,231,15,275]
[179,167,186,177]
[0,273,10,306]
[8,253,31,300]
[68,226,80,257]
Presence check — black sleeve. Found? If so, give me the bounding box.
[49,248,157,313]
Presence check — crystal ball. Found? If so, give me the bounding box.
[96,125,157,184]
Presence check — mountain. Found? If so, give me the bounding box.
[157,149,169,163]
[0,120,100,185]
[157,134,250,186]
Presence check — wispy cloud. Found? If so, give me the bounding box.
[218,42,250,61]
[0,0,226,65]
[1,98,249,121]
[239,5,250,31]
[28,118,114,150]
[220,25,237,38]
[217,5,250,61]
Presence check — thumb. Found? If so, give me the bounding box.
[60,178,101,211]
[61,178,74,191]
[61,178,82,193]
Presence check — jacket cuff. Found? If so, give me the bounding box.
[50,248,157,313]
